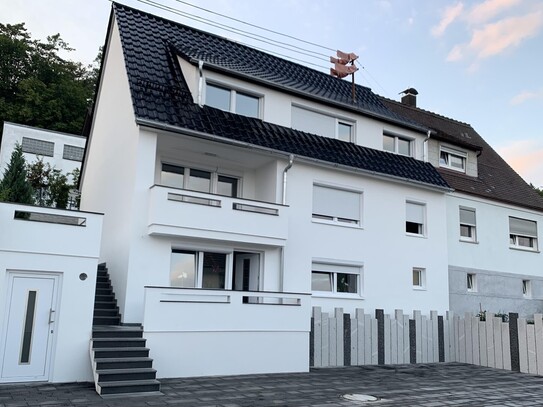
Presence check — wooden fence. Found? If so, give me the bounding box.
[310,307,543,375]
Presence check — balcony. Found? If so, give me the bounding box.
[147,185,288,246]
[142,286,311,377]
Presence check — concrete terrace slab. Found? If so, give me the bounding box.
[2,363,543,406]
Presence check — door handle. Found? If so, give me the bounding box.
[49,309,55,324]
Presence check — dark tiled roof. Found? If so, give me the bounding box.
[381,97,543,212]
[111,3,449,190]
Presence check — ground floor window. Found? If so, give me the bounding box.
[412,268,426,289]
[170,249,260,290]
[311,262,361,296]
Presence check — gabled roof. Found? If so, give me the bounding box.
[381,97,543,212]
[109,3,449,190]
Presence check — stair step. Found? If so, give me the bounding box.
[96,281,112,288]
[92,338,146,348]
[97,379,161,395]
[95,288,113,295]
[95,357,153,370]
[94,347,150,358]
[94,300,118,309]
[92,327,143,339]
[96,368,157,382]
[95,294,115,302]
[93,316,121,326]
[93,308,120,317]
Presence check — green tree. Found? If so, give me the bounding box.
[0,23,98,136]
[26,157,52,205]
[0,143,34,204]
[47,168,71,208]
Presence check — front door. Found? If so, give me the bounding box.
[1,273,58,382]
[233,252,260,292]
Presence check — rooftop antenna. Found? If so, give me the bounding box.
[330,50,359,102]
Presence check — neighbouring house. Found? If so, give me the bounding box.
[0,122,86,181]
[0,202,103,383]
[382,95,543,317]
[80,3,451,381]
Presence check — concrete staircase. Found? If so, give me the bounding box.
[90,264,161,396]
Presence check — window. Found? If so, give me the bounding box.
[383,134,412,156]
[205,83,260,118]
[509,217,538,251]
[460,207,477,242]
[161,163,239,197]
[21,137,54,157]
[467,273,476,292]
[63,144,84,161]
[439,147,466,172]
[523,280,532,298]
[412,268,426,289]
[311,262,361,295]
[170,250,226,289]
[406,201,425,236]
[291,106,354,141]
[312,184,361,225]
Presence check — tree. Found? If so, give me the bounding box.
[26,157,52,205]
[0,23,99,137]
[0,143,34,204]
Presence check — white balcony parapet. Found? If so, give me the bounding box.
[148,185,288,246]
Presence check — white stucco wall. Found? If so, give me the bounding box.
[0,203,103,383]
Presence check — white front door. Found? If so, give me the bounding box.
[1,274,58,382]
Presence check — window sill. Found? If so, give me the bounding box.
[412,286,427,291]
[312,218,362,230]
[460,238,479,244]
[405,232,426,238]
[466,289,478,293]
[509,246,540,253]
[312,292,364,300]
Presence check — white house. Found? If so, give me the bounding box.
[80,3,451,382]
[382,95,543,318]
[0,122,86,181]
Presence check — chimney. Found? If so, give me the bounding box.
[400,87,418,107]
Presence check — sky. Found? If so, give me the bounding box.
[3,0,543,187]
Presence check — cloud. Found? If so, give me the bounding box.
[431,2,464,37]
[497,140,543,187]
[510,89,543,105]
[446,11,543,61]
[466,0,521,24]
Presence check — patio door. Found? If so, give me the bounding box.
[233,252,260,292]
[1,273,58,382]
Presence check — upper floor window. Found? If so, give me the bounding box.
[412,268,426,290]
[311,262,361,296]
[21,137,54,157]
[439,147,466,172]
[205,83,260,118]
[62,144,84,162]
[312,184,361,226]
[291,105,354,142]
[161,163,239,197]
[459,207,477,242]
[509,217,538,251]
[383,134,412,156]
[406,201,426,236]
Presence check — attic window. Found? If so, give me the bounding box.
[439,147,466,172]
[205,83,260,118]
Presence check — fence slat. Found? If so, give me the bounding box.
[384,315,391,365]
[465,313,473,364]
[371,318,378,364]
[431,311,439,363]
[322,313,329,367]
[356,309,365,366]
[502,322,511,371]
[414,311,422,363]
[534,314,543,375]
[486,317,495,368]
[395,310,404,364]
[335,308,344,367]
[518,318,528,373]
[459,319,466,363]
[493,317,503,369]
[313,307,322,367]
[330,315,337,366]
[527,324,537,374]
[471,316,480,366]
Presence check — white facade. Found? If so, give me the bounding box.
[0,202,103,383]
[80,19,450,378]
[0,122,86,180]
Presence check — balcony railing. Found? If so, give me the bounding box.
[142,286,311,333]
[147,185,288,246]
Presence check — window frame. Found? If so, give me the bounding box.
[311,261,363,298]
[522,279,532,298]
[405,201,426,237]
[170,249,231,289]
[312,183,363,228]
[467,273,477,292]
[459,207,477,242]
[509,216,538,252]
[439,147,467,173]
[205,82,261,119]
[161,163,240,198]
[337,120,354,142]
[412,267,426,290]
[291,104,355,142]
[383,132,413,157]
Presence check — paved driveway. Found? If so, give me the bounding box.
[1,363,543,406]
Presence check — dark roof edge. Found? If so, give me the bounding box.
[136,118,452,193]
[452,190,543,214]
[186,57,429,135]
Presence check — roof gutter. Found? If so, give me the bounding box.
[136,118,452,193]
